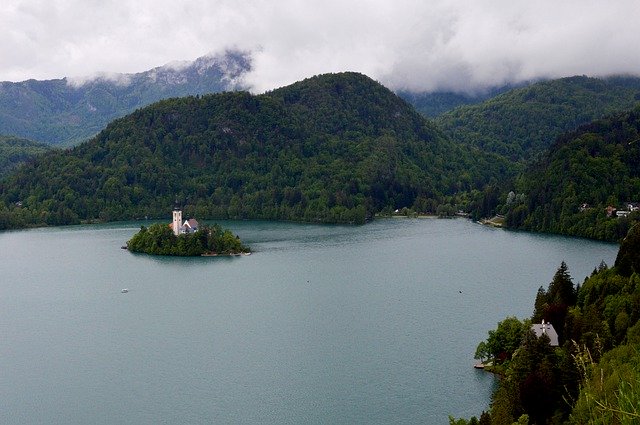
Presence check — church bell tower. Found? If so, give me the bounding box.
[172,204,182,236]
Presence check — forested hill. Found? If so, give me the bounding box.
[397,85,514,118]
[436,76,640,161]
[0,135,50,179]
[461,225,640,424]
[0,50,250,147]
[501,106,640,241]
[0,72,507,228]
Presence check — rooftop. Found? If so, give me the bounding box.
[531,321,559,346]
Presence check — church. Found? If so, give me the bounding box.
[170,205,199,236]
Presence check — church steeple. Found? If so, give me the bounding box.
[172,202,182,236]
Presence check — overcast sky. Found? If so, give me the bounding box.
[2,0,640,93]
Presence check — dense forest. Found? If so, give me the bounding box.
[0,50,250,146]
[0,135,51,178]
[0,72,510,229]
[127,223,249,256]
[452,225,640,425]
[500,106,640,241]
[1,72,640,242]
[436,76,640,162]
[397,85,513,117]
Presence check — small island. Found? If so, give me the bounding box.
[126,206,250,256]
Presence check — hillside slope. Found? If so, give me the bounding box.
[0,50,250,146]
[467,227,640,424]
[397,85,514,117]
[502,106,640,241]
[436,76,640,161]
[0,135,50,178]
[0,72,507,228]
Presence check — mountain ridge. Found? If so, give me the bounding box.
[500,105,640,241]
[0,50,251,146]
[435,75,640,161]
[0,72,507,228]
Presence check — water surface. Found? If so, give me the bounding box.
[0,219,618,424]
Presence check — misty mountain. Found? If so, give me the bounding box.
[435,76,640,161]
[0,72,508,228]
[397,84,516,117]
[0,50,251,146]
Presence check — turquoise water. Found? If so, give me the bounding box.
[0,219,618,424]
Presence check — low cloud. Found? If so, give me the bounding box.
[2,0,639,93]
[66,72,132,88]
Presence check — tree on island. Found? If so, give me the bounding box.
[127,222,249,256]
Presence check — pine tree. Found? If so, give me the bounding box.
[615,223,640,276]
[535,261,577,344]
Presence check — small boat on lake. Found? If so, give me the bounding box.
[121,288,129,293]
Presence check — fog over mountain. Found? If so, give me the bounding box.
[0,50,251,145]
[2,1,639,94]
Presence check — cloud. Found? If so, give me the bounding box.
[1,0,639,93]
[66,72,132,88]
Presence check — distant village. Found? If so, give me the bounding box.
[580,202,640,218]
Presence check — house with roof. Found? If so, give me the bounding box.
[531,320,559,346]
[170,206,199,236]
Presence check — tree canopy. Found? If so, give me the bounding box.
[471,225,640,424]
[0,135,51,179]
[436,76,640,162]
[0,72,508,229]
[500,106,640,241]
[127,223,249,256]
[615,223,640,277]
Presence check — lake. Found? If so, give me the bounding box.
[0,218,618,424]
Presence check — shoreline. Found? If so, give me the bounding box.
[201,251,251,257]
[479,215,505,228]
[376,214,453,219]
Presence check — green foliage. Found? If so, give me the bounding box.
[0,135,51,178]
[475,341,489,363]
[126,223,249,256]
[502,106,640,242]
[448,415,480,425]
[570,343,640,424]
[532,261,577,343]
[398,86,512,117]
[482,316,528,363]
[615,224,640,277]
[0,72,507,229]
[437,76,640,162]
[0,51,250,146]
[477,226,640,424]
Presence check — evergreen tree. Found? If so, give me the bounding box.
[548,261,577,306]
[615,223,640,277]
[533,261,577,344]
[127,223,249,256]
[532,285,547,323]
